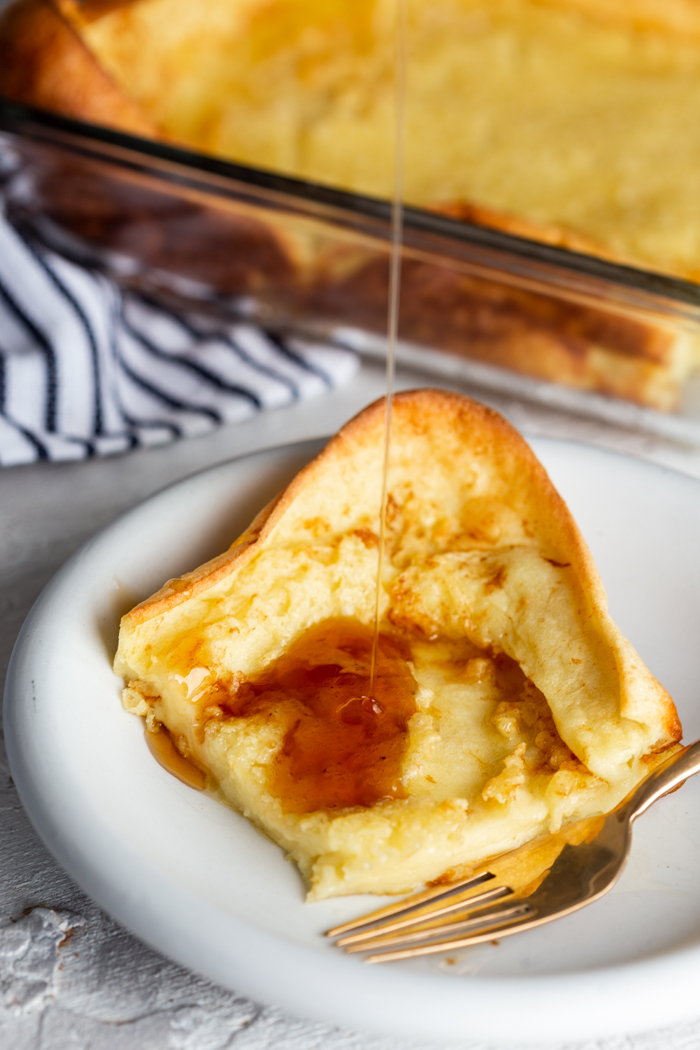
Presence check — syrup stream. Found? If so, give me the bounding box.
[148,4,410,788]
[369,0,408,694]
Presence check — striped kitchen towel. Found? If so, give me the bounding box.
[0,207,358,466]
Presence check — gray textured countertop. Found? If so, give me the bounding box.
[4,360,700,1050]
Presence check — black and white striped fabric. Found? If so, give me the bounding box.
[0,206,358,466]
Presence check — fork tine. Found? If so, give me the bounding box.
[343,902,535,954]
[364,908,541,964]
[335,883,513,947]
[326,870,495,938]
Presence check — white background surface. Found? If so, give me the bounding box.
[5,359,700,1049]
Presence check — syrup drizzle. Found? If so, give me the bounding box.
[369,0,408,695]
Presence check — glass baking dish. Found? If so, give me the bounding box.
[3,96,700,443]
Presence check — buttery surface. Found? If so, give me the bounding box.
[54,0,700,279]
[115,391,681,898]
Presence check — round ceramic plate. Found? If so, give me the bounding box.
[6,437,700,1047]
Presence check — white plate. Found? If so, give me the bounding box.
[6,437,700,1047]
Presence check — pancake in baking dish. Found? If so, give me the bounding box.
[6,0,700,280]
[3,0,700,411]
[114,391,681,899]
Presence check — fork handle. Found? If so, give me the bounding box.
[628,737,700,822]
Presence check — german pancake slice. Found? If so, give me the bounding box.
[115,391,680,899]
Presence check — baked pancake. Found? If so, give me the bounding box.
[5,0,700,280]
[3,0,700,413]
[115,391,681,899]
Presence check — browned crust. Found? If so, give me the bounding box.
[434,198,700,286]
[123,390,604,627]
[123,490,285,626]
[304,253,683,410]
[0,0,158,135]
[434,200,620,267]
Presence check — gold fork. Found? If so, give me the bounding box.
[326,738,700,963]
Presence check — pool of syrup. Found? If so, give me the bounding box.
[146,724,207,791]
[225,618,417,813]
